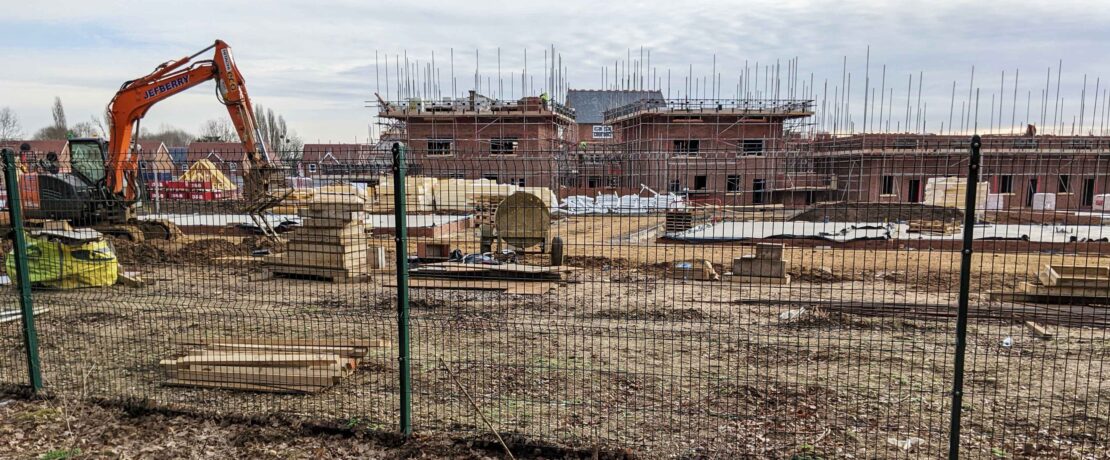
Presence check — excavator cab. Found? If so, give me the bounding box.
[67,138,109,186]
[25,138,123,225]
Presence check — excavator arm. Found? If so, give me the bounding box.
[105,40,280,204]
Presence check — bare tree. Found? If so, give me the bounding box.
[197,119,234,142]
[0,107,22,140]
[252,104,303,160]
[140,124,194,146]
[33,97,70,139]
[70,121,100,138]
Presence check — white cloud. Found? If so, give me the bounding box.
[1,0,1108,141]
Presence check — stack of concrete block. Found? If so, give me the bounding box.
[266,202,369,282]
[728,243,790,285]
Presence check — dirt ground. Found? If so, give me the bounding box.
[0,215,1107,458]
[0,394,564,459]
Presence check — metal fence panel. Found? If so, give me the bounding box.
[0,142,1107,458]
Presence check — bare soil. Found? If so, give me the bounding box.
[0,215,1106,458]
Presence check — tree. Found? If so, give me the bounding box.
[0,107,22,140]
[252,104,303,161]
[33,97,69,140]
[139,124,194,147]
[197,119,234,142]
[70,121,101,138]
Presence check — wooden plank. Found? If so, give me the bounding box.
[169,368,341,387]
[418,261,576,273]
[305,201,368,212]
[0,308,50,324]
[388,279,508,291]
[1022,320,1054,340]
[287,242,366,254]
[504,282,555,295]
[386,279,556,295]
[298,208,366,220]
[1040,264,1110,288]
[160,352,343,369]
[302,217,366,228]
[163,378,321,394]
[293,225,366,239]
[269,265,367,281]
[203,343,370,358]
[268,251,369,270]
[724,274,792,285]
[1020,282,1110,298]
[176,337,388,348]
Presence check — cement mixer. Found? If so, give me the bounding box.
[479,191,564,265]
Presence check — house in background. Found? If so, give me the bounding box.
[168,146,189,174]
[0,140,71,173]
[136,140,173,182]
[186,142,248,187]
[301,143,385,182]
[565,89,664,145]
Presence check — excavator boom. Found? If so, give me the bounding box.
[106,40,281,206]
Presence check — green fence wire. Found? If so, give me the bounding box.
[0,139,1107,458]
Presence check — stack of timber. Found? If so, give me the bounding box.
[664,210,695,233]
[161,338,387,394]
[989,264,1110,304]
[726,243,791,284]
[398,261,575,295]
[266,201,369,281]
[906,220,960,235]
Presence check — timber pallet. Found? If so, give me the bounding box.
[162,337,388,394]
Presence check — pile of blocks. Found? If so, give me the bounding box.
[728,243,791,285]
[266,201,371,282]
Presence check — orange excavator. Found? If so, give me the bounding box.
[27,40,286,239]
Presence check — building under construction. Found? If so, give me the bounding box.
[375,89,1110,213]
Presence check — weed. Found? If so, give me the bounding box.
[41,448,81,460]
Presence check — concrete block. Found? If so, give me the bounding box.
[732,257,785,277]
[755,243,785,260]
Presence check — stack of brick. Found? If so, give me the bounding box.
[728,243,790,285]
[266,201,369,282]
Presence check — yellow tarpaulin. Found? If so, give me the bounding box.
[180,159,237,191]
[6,233,118,289]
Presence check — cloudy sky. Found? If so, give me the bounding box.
[2,0,1108,142]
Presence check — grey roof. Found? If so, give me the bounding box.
[565,89,665,124]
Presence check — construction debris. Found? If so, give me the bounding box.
[162,337,388,394]
[266,202,370,282]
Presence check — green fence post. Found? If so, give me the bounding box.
[948,135,981,459]
[2,148,43,393]
[391,142,412,436]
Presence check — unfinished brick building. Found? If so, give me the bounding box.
[809,134,1110,211]
[559,98,835,205]
[376,91,577,187]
